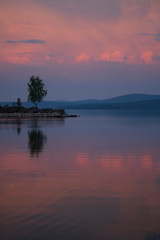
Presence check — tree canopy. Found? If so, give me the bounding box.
[27,76,47,107]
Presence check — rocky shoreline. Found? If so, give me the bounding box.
[0,106,77,118]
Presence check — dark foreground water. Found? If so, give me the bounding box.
[0,110,160,240]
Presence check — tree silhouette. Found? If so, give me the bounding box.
[27,76,47,107]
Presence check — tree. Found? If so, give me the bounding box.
[27,76,47,107]
[16,98,22,108]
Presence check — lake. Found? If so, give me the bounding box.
[0,110,160,240]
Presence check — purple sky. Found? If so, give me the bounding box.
[0,0,160,101]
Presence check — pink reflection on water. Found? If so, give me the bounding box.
[141,154,152,169]
[100,154,123,170]
[76,153,89,166]
[1,120,160,240]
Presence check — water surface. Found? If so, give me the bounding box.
[0,111,160,240]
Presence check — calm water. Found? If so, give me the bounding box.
[1,110,160,240]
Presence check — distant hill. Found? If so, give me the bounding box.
[103,93,160,103]
[1,94,160,110]
[64,99,160,110]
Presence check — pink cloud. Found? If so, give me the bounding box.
[141,51,154,64]
[76,54,90,63]
[0,0,160,66]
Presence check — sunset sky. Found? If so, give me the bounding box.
[0,0,160,101]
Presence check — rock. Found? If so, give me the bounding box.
[67,115,78,117]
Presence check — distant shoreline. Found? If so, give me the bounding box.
[1,93,160,110]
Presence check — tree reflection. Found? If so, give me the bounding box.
[28,128,47,157]
[16,119,22,135]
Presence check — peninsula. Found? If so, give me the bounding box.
[0,106,77,118]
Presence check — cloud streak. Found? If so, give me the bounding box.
[5,39,46,44]
[16,52,32,55]
[141,32,160,42]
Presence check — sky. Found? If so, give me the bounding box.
[0,0,160,101]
